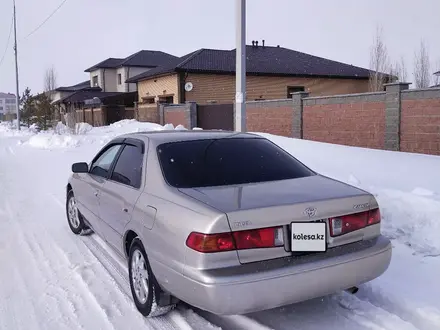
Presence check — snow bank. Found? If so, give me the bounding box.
[12,120,190,150]
[0,121,37,136]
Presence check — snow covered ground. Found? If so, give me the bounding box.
[0,119,439,330]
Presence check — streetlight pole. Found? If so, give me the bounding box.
[13,0,21,130]
[234,0,246,132]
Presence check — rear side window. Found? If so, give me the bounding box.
[157,137,315,188]
[110,144,143,188]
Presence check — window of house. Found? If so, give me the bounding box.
[118,74,122,85]
[92,75,99,87]
[141,97,155,104]
[110,144,143,188]
[287,86,305,98]
[158,96,174,104]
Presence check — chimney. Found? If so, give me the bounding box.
[256,40,259,47]
[262,40,265,47]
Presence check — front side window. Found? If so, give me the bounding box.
[90,144,122,178]
[110,144,143,188]
[157,137,315,188]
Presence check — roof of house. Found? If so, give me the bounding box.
[126,45,375,83]
[54,90,123,104]
[55,80,101,92]
[84,50,178,72]
[0,92,16,98]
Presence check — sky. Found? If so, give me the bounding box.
[0,0,439,96]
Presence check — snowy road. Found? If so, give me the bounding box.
[0,121,439,330]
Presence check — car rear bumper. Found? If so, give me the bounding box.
[177,235,392,315]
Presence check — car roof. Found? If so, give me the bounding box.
[115,130,262,144]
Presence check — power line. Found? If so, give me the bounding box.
[0,14,14,69]
[24,0,69,39]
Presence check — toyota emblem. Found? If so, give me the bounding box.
[304,207,317,218]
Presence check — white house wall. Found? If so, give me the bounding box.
[104,69,117,92]
[90,69,102,88]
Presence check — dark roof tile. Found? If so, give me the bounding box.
[55,80,99,92]
[85,50,178,72]
[126,45,375,83]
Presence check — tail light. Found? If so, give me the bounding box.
[186,226,284,253]
[329,208,381,237]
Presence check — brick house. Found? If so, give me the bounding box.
[126,42,382,109]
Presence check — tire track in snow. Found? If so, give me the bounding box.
[0,197,80,330]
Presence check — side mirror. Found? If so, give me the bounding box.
[72,162,89,173]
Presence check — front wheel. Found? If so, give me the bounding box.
[128,238,175,317]
[66,190,89,235]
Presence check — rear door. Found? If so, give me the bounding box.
[98,138,145,256]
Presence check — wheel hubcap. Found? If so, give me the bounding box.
[131,249,149,304]
[68,196,80,229]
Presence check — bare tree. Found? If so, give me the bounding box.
[391,56,408,82]
[413,40,431,88]
[368,26,390,91]
[44,66,58,96]
[42,66,58,128]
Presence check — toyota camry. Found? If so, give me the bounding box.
[65,130,392,317]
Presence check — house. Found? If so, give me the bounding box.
[0,92,17,120]
[52,49,178,126]
[126,41,382,108]
[55,90,138,126]
[84,50,178,93]
[49,80,101,103]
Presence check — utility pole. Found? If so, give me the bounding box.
[13,0,21,130]
[234,0,246,132]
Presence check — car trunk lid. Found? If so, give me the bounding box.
[178,175,375,264]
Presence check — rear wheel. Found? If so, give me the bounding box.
[128,238,175,317]
[66,190,89,235]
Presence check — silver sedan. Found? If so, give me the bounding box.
[66,130,392,317]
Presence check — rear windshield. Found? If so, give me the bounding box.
[156,137,315,188]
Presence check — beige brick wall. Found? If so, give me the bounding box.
[137,74,179,104]
[184,73,370,105]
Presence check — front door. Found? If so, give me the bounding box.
[98,141,145,256]
[81,143,123,236]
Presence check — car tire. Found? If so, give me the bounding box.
[66,189,89,235]
[128,238,175,317]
